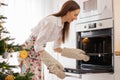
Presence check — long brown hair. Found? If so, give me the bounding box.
[53,0,80,43]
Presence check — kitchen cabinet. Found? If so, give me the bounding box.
[113,0,120,80]
[114,0,120,56]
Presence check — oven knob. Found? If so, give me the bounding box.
[99,23,102,26]
[84,25,87,28]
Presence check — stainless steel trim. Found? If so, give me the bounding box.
[65,73,82,79]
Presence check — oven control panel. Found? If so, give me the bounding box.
[75,19,113,32]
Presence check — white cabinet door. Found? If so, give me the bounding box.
[113,0,120,80]
[114,0,120,55]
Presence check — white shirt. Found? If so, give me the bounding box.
[31,15,64,53]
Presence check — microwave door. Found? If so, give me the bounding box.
[79,0,109,19]
[80,0,98,18]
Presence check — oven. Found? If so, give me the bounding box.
[64,19,114,74]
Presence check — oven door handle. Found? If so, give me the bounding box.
[65,74,82,79]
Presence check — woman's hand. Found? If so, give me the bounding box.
[61,47,90,61]
[54,48,62,53]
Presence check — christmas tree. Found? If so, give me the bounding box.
[0,2,34,80]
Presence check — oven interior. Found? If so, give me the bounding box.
[76,28,114,73]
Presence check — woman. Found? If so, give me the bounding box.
[22,0,89,80]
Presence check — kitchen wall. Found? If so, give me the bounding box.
[2,0,46,44]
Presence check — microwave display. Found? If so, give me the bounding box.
[83,0,97,12]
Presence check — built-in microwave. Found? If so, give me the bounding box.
[77,0,113,23]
